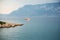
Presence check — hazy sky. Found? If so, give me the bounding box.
[0,0,59,14]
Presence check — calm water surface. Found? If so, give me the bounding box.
[0,16,60,40]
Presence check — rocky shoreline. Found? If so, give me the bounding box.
[0,21,24,28]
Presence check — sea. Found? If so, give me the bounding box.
[0,16,60,40]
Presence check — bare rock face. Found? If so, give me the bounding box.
[0,21,24,28]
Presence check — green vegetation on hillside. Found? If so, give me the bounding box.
[0,21,6,25]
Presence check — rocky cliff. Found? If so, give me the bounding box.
[0,21,24,28]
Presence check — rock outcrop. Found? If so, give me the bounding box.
[0,21,24,28]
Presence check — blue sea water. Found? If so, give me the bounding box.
[0,16,60,40]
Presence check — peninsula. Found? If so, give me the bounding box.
[0,21,24,28]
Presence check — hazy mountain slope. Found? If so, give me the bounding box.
[9,2,60,17]
[0,2,60,17]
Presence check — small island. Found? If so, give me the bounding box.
[0,21,24,28]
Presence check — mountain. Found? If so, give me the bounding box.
[8,2,60,17]
[0,2,60,17]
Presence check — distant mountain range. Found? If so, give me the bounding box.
[0,2,60,17]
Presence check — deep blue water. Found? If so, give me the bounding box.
[0,16,60,40]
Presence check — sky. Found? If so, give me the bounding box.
[0,0,60,14]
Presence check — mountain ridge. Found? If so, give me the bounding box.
[9,2,60,16]
[0,2,60,17]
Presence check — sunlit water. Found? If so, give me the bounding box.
[0,16,60,40]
